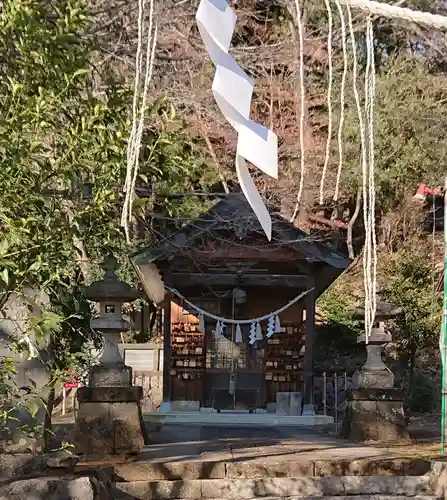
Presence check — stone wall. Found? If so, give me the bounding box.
[133,371,163,412]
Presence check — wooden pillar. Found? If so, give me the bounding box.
[303,284,316,406]
[162,293,172,402]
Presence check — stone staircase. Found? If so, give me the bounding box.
[90,458,447,500]
[112,475,437,499]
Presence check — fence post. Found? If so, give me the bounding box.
[62,387,66,416]
[323,372,327,415]
[334,372,338,430]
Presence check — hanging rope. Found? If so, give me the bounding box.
[290,0,306,222]
[123,0,145,229]
[333,0,348,202]
[167,286,314,325]
[365,16,377,337]
[121,0,158,242]
[355,15,377,340]
[362,14,373,341]
[346,3,376,340]
[319,0,334,205]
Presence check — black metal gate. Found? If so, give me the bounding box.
[204,323,264,411]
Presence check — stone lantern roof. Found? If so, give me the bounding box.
[85,256,140,303]
[354,300,402,321]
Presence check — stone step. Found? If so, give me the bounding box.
[200,498,439,500]
[111,475,435,500]
[90,458,432,482]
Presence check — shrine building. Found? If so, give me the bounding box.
[131,193,350,423]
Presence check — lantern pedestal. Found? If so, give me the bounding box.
[341,302,409,443]
[75,385,145,457]
[74,256,146,458]
[341,388,409,442]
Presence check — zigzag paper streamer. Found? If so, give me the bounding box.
[249,322,256,344]
[255,322,263,341]
[235,324,243,343]
[196,0,278,240]
[267,315,275,338]
[275,314,281,333]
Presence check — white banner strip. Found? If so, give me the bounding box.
[196,0,278,239]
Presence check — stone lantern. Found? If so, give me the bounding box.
[84,255,139,384]
[341,300,410,442]
[74,255,146,458]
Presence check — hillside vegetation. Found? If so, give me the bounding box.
[0,0,445,436]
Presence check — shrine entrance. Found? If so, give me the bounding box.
[206,326,264,412]
[169,291,266,411]
[204,291,265,412]
[131,193,350,418]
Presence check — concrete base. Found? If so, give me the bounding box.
[74,386,145,457]
[159,401,202,413]
[143,410,333,427]
[276,392,302,416]
[341,388,410,442]
[302,404,316,416]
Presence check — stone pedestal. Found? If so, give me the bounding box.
[89,363,132,387]
[75,385,145,456]
[341,388,409,441]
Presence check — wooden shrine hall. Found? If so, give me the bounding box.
[131,193,350,420]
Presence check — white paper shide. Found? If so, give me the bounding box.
[196,0,278,240]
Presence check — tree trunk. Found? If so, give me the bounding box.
[43,385,56,453]
[286,0,314,225]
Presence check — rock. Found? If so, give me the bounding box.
[0,434,43,454]
[0,451,79,482]
[46,450,79,469]
[0,476,108,500]
[0,454,48,479]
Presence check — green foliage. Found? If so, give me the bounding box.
[382,251,442,353]
[338,54,447,209]
[0,0,219,448]
[0,356,19,432]
[317,283,362,350]
[0,355,43,436]
[0,0,216,301]
[405,371,437,413]
[303,0,447,208]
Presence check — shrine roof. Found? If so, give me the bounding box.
[131,193,351,271]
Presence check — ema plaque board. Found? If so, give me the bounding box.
[124,349,156,371]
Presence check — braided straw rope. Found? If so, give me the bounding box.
[340,0,447,30]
